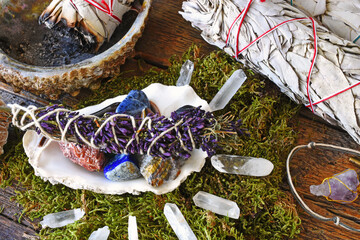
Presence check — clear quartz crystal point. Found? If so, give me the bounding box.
[209,69,247,112]
[128,215,138,240]
[164,203,197,240]
[40,208,85,228]
[193,191,240,219]
[176,60,194,86]
[211,155,274,177]
[88,226,110,240]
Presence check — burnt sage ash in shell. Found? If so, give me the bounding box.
[0,0,138,67]
[14,104,246,160]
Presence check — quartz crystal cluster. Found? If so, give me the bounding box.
[310,169,359,203]
[39,192,241,237]
[163,191,241,238]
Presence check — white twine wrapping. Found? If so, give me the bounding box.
[9,104,196,156]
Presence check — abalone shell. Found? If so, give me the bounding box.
[0,0,152,99]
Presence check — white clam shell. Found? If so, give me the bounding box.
[23,83,210,195]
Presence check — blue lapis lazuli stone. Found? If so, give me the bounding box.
[116,90,150,116]
[104,154,141,181]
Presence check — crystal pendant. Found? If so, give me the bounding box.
[310,169,359,203]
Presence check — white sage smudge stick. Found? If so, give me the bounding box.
[39,0,135,50]
[180,0,360,145]
[288,0,360,44]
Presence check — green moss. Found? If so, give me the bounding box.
[0,46,301,239]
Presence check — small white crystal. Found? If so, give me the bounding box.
[176,60,194,86]
[209,69,247,111]
[128,215,138,240]
[193,191,240,219]
[40,208,85,228]
[88,226,110,240]
[164,203,197,240]
[211,155,274,177]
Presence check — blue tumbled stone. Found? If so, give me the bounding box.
[175,105,195,115]
[116,90,150,116]
[104,154,142,181]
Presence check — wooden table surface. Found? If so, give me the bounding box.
[1,0,360,239]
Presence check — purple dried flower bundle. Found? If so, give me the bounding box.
[12,104,245,159]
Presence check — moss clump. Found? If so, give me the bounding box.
[1,46,301,239]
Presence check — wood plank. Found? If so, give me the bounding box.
[0,185,40,239]
[0,186,39,229]
[0,82,48,107]
[287,107,360,239]
[119,57,157,78]
[0,214,38,240]
[134,0,216,67]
